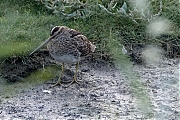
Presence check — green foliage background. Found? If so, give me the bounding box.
[0,0,179,59]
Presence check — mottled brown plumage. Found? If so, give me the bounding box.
[30,26,96,87]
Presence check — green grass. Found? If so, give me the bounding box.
[0,0,146,58]
[0,7,58,58]
[0,65,60,99]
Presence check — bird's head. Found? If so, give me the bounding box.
[50,26,70,37]
[50,26,60,36]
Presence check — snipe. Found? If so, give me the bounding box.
[30,26,96,87]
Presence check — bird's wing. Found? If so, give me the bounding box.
[71,35,92,56]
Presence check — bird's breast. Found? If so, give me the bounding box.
[50,53,80,64]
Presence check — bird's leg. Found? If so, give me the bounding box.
[65,62,80,87]
[49,62,80,88]
[50,63,65,88]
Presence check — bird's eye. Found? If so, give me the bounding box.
[50,26,60,36]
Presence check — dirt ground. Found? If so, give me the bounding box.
[0,57,179,119]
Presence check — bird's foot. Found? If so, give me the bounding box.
[46,78,65,88]
[49,81,62,88]
[47,79,79,88]
[65,79,80,87]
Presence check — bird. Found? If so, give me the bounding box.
[29,26,96,87]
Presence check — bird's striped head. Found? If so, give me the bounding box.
[50,26,65,36]
[50,26,82,39]
[50,26,60,36]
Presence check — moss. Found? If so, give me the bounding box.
[0,65,59,99]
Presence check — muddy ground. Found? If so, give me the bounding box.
[0,54,179,119]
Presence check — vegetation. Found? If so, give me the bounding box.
[0,0,179,118]
[0,0,179,59]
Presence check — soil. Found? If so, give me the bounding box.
[1,51,51,82]
[0,52,179,119]
[134,58,179,120]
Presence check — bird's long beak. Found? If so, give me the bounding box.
[29,37,52,56]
